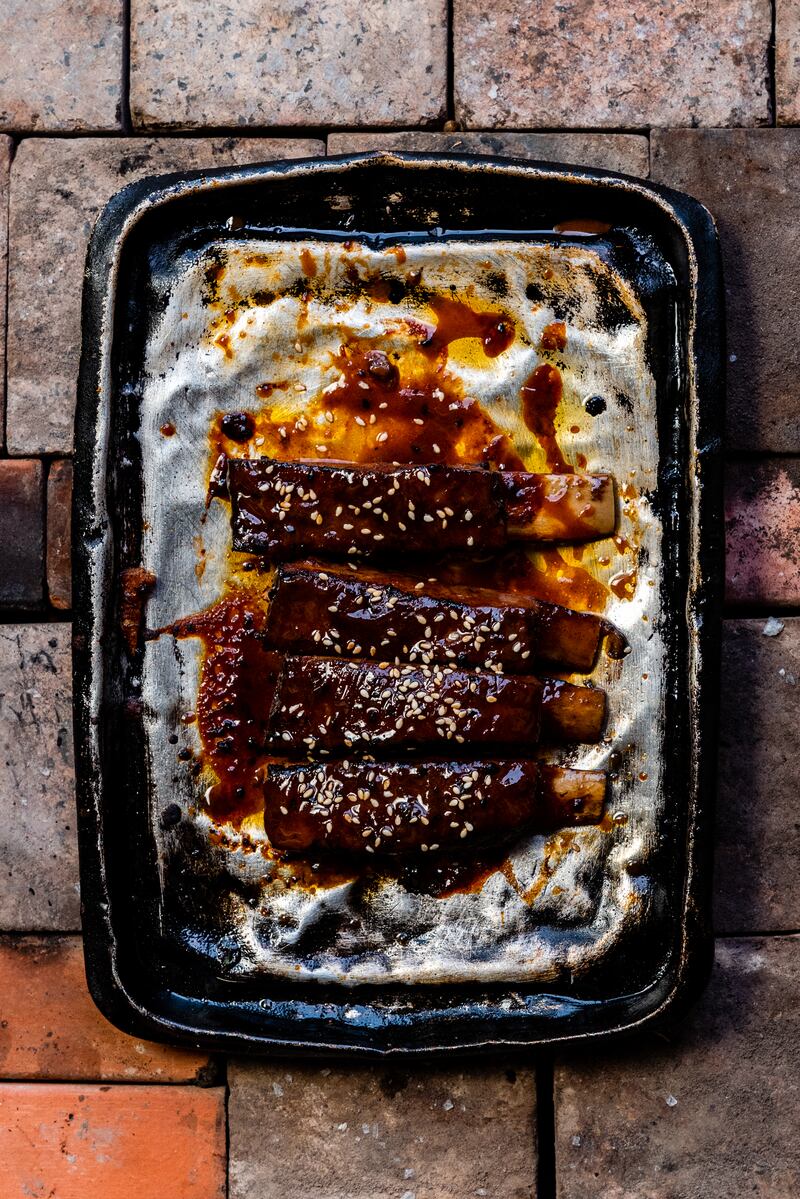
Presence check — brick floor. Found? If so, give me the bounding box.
[0,134,11,437]
[454,0,771,129]
[328,131,650,177]
[725,460,800,607]
[0,0,122,132]
[717,621,800,933]
[652,129,800,452]
[46,459,72,610]
[555,937,800,1197]
[130,0,447,129]
[777,0,800,123]
[0,459,44,608]
[0,1083,226,1198]
[6,137,324,455]
[228,1062,536,1199]
[0,626,78,930]
[0,936,214,1081]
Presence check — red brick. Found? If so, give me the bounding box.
[777,1,800,123]
[555,937,800,1198]
[0,936,213,1081]
[652,130,800,452]
[725,460,800,606]
[46,459,72,610]
[229,1062,536,1199]
[0,459,43,609]
[0,135,11,434]
[0,1083,226,1199]
[6,137,324,455]
[0,625,78,930]
[454,0,770,129]
[717,621,800,933]
[0,0,122,132]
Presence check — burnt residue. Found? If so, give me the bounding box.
[120,567,156,656]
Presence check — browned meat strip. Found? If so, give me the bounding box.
[267,656,544,754]
[263,759,607,855]
[265,656,605,755]
[225,458,615,559]
[264,564,604,672]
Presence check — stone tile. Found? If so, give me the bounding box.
[328,131,650,177]
[0,935,214,1081]
[725,460,800,606]
[652,129,800,452]
[6,137,324,455]
[777,1,800,124]
[555,936,800,1198]
[0,135,11,435]
[0,1083,226,1198]
[0,0,122,132]
[130,0,446,130]
[0,625,78,930]
[46,459,72,610]
[229,1062,536,1199]
[0,459,43,609]
[454,0,770,130]
[717,621,800,933]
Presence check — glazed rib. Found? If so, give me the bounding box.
[266,656,605,755]
[264,564,604,672]
[225,459,614,558]
[263,759,607,855]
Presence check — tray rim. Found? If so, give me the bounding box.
[73,150,724,1056]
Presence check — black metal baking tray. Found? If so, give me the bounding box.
[73,152,724,1056]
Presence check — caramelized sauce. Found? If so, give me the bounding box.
[521,549,609,612]
[160,422,176,437]
[609,569,638,600]
[299,248,317,277]
[414,295,516,360]
[521,364,572,473]
[163,595,277,824]
[540,321,567,352]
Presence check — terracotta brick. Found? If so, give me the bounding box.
[328,131,649,177]
[777,1,800,124]
[0,0,122,132]
[6,136,324,455]
[130,0,447,130]
[725,460,800,607]
[0,625,78,930]
[0,459,43,609]
[228,1062,536,1199]
[454,0,770,130]
[717,621,800,933]
[0,1083,226,1199]
[0,135,11,435]
[652,130,800,451]
[555,936,800,1198]
[47,459,72,610]
[0,936,213,1081]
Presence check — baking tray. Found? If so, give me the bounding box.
[73,152,724,1055]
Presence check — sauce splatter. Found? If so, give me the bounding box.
[521,364,572,473]
[609,569,638,600]
[540,321,567,352]
[160,422,176,437]
[415,295,516,361]
[299,248,317,277]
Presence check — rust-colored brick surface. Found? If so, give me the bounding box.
[0,0,122,132]
[228,1062,536,1199]
[46,459,72,610]
[0,135,11,433]
[0,936,214,1081]
[328,131,650,176]
[454,0,770,130]
[0,459,43,609]
[0,625,78,930]
[777,1,800,123]
[555,937,800,1198]
[130,0,447,130]
[6,136,324,455]
[725,460,800,606]
[0,1083,226,1198]
[652,129,800,452]
[717,621,800,933]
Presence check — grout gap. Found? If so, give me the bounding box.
[120,0,133,134]
[535,1053,557,1199]
[769,0,777,127]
